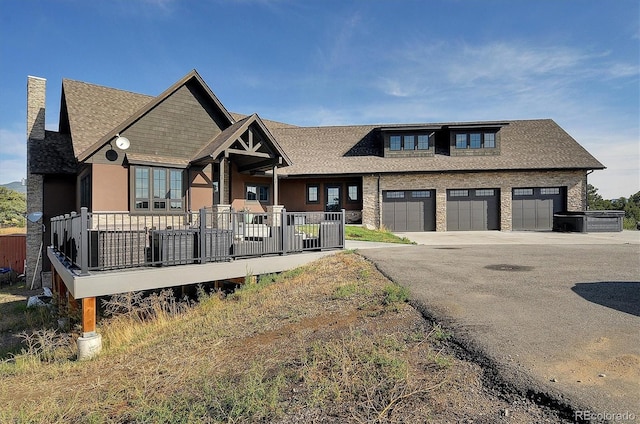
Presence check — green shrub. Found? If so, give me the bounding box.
[382,284,410,305]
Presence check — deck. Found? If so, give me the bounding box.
[49,207,345,299]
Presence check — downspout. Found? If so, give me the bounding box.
[585,170,594,210]
[377,174,381,229]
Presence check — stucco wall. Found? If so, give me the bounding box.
[189,164,215,210]
[92,163,128,211]
[279,177,363,212]
[363,170,586,231]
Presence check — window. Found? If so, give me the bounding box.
[514,188,534,196]
[484,133,495,148]
[541,187,560,195]
[307,184,319,204]
[412,191,431,198]
[347,184,359,202]
[417,135,430,150]
[403,135,415,151]
[246,184,269,202]
[476,189,495,197]
[134,167,183,212]
[470,133,482,149]
[135,167,150,210]
[455,132,497,149]
[385,191,405,199]
[169,170,183,210]
[153,169,167,210]
[80,174,91,209]
[449,189,469,197]
[390,135,401,151]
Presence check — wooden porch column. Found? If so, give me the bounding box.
[272,165,279,205]
[81,297,97,335]
[218,158,225,205]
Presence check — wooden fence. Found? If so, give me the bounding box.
[0,234,26,274]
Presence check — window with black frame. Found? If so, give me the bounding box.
[246,184,269,202]
[133,166,183,212]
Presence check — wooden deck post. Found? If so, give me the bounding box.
[51,268,59,298]
[68,293,79,315]
[56,271,68,311]
[77,296,102,360]
[81,297,96,335]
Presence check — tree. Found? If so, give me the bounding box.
[0,187,26,227]
[587,184,612,210]
[587,185,640,229]
[623,191,640,223]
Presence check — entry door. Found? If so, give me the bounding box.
[325,185,342,212]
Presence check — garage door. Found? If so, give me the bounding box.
[447,189,500,231]
[382,190,436,232]
[512,187,565,230]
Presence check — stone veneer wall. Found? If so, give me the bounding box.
[26,77,47,288]
[362,170,586,231]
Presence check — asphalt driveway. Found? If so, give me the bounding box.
[359,231,640,421]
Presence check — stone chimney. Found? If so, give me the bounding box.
[26,76,46,288]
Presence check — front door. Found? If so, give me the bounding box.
[325,185,342,212]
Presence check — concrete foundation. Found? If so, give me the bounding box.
[77,332,102,360]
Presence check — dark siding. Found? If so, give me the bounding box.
[92,81,226,164]
[43,174,76,271]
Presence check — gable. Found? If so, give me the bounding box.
[85,81,225,165]
[192,114,292,172]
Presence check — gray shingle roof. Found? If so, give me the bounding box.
[29,131,76,174]
[62,79,153,158]
[54,74,603,176]
[270,119,604,176]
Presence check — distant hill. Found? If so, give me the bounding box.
[0,181,26,194]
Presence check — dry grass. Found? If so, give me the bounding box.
[0,226,26,235]
[0,252,568,423]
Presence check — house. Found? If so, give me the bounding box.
[25,70,603,356]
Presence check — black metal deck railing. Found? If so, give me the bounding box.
[50,207,345,274]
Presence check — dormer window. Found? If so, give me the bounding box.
[484,133,495,148]
[403,135,415,150]
[454,132,497,149]
[386,132,434,154]
[390,135,402,151]
[417,135,429,150]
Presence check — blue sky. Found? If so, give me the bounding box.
[0,0,638,198]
